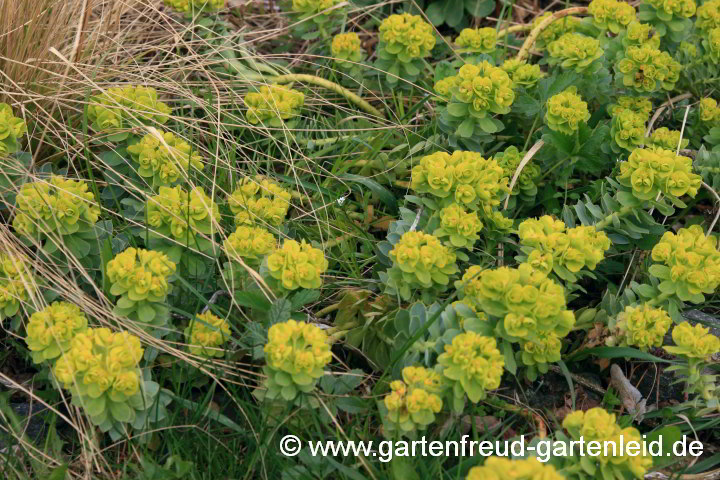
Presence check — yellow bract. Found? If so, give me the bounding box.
[244,85,304,126]
[224,225,276,262]
[610,304,672,349]
[88,86,171,133]
[454,27,497,53]
[665,322,720,359]
[548,33,604,72]
[697,0,720,33]
[25,301,89,363]
[163,0,224,13]
[466,457,564,480]
[186,311,231,358]
[107,248,176,301]
[588,0,636,32]
[384,366,443,434]
[0,253,33,319]
[618,148,701,200]
[378,13,435,59]
[228,176,292,227]
[267,239,328,290]
[126,130,204,188]
[0,103,27,155]
[545,87,590,135]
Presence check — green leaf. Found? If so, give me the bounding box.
[502,341,517,375]
[447,102,468,117]
[137,302,157,323]
[465,0,495,17]
[269,297,292,325]
[232,291,272,312]
[478,116,499,133]
[339,174,398,213]
[290,289,320,310]
[109,401,133,423]
[425,1,446,25]
[556,360,576,410]
[566,346,671,363]
[48,465,69,480]
[391,455,420,480]
[457,118,475,138]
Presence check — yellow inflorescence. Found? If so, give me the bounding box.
[588,0,636,32]
[0,103,27,155]
[617,147,701,200]
[517,216,611,273]
[611,108,648,152]
[185,311,231,358]
[25,302,89,363]
[548,33,605,73]
[88,86,171,133]
[411,150,509,211]
[707,28,720,63]
[292,0,342,15]
[224,225,276,262]
[146,185,219,243]
[0,253,33,318]
[616,45,682,93]
[532,12,580,50]
[495,146,540,195]
[700,98,720,127]
[697,0,720,33]
[608,96,653,118]
[331,32,365,65]
[378,13,436,59]
[435,203,483,249]
[563,407,653,478]
[244,85,304,126]
[466,457,565,480]
[648,127,689,151]
[622,21,661,48]
[107,248,176,301]
[228,176,292,227]
[611,304,672,349]
[500,59,545,88]
[545,87,590,135]
[454,27,497,53]
[646,0,696,19]
[164,0,224,13]
[437,331,504,403]
[436,62,515,117]
[383,366,444,433]
[665,322,720,359]
[13,176,101,238]
[388,231,458,288]
[126,130,204,188]
[267,239,328,290]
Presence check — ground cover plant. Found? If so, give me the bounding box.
[3,0,720,479]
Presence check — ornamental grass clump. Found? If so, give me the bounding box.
[261,319,332,402]
[25,301,88,363]
[0,253,34,321]
[185,311,231,358]
[611,109,648,152]
[383,231,459,301]
[437,331,504,411]
[617,147,701,201]
[381,366,444,436]
[647,127,689,150]
[517,216,611,280]
[126,130,204,189]
[375,13,436,85]
[163,0,224,13]
[458,263,575,378]
[0,103,27,155]
[266,239,328,291]
[615,45,682,93]
[588,0,636,33]
[545,87,590,135]
[244,85,304,128]
[561,407,653,479]
[466,457,565,480]
[500,60,545,88]
[87,86,171,141]
[433,203,483,249]
[228,176,292,227]
[107,248,176,330]
[532,12,580,50]
[454,27,496,54]
[607,304,672,349]
[435,62,515,137]
[330,32,365,75]
[146,185,219,261]
[649,225,720,303]
[547,33,605,74]
[52,327,164,435]
[410,151,509,212]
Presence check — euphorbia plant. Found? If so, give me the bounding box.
[375,13,436,86]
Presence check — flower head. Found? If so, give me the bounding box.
[610,304,672,349]
[455,27,497,53]
[25,302,88,363]
[615,45,682,93]
[646,0,696,19]
[0,253,34,319]
[611,109,648,152]
[185,311,231,358]
[0,103,27,154]
[267,239,328,290]
[589,0,636,32]
[466,457,565,480]
[437,61,515,117]
[88,86,171,134]
[699,98,720,127]
[617,148,701,201]
[224,225,276,263]
[331,32,365,68]
[434,203,483,248]
[608,96,653,117]
[126,130,204,188]
[545,87,590,135]
[697,0,720,33]
[665,322,720,359]
[146,185,219,248]
[647,127,689,151]
[383,366,444,434]
[621,21,661,48]
[378,14,435,60]
[532,12,580,50]
[107,248,176,302]
[228,176,292,227]
[292,0,342,16]
[245,85,304,127]
[163,0,224,12]
[548,33,604,73]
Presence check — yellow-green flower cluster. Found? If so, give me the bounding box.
[438,332,504,408]
[13,176,101,238]
[459,263,575,366]
[378,14,436,60]
[0,103,27,155]
[263,319,332,401]
[434,203,483,249]
[410,151,509,211]
[107,248,176,303]
[697,0,720,33]
[87,86,171,134]
[705,28,720,63]
[25,302,88,363]
[383,366,444,434]
[126,130,204,188]
[228,176,292,227]
[608,96,653,117]
[466,457,565,480]
[611,109,648,152]
[617,147,701,200]
[437,62,515,117]
[244,85,304,127]
[163,0,224,12]
[588,0,636,32]
[609,304,672,349]
[563,408,653,479]
[665,322,720,359]
[147,186,218,248]
[331,32,365,68]
[495,146,541,198]
[454,27,497,53]
[185,311,231,358]
[622,21,661,48]
[545,87,590,135]
[680,40,698,58]
[645,0,696,19]
[224,225,276,263]
[267,239,328,291]
[650,225,720,302]
[615,45,682,93]
[292,0,342,16]
[387,231,458,299]
[699,98,720,128]
[532,12,580,50]
[548,33,604,73]
[0,253,33,319]
[500,59,545,88]
[647,127,689,151]
[517,216,611,274]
